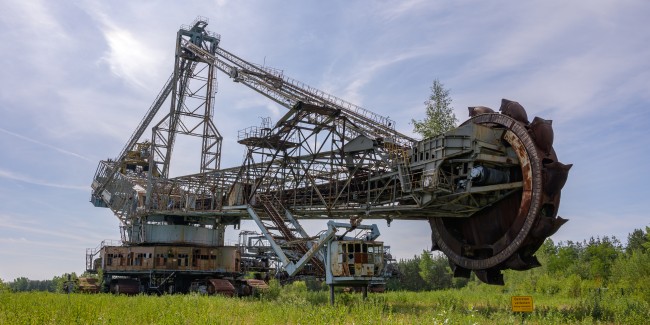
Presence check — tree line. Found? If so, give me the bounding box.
[1,273,82,293]
[386,226,650,302]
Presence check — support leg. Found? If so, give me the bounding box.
[329,284,335,305]
[362,286,368,300]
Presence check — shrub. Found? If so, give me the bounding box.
[260,279,281,300]
[562,274,582,298]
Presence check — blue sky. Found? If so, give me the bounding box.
[1,0,649,280]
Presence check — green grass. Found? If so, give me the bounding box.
[1,285,648,324]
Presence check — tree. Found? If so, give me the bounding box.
[10,277,30,292]
[0,278,10,293]
[411,79,457,138]
[56,273,79,293]
[418,250,435,290]
[418,251,453,290]
[546,240,584,277]
[387,255,428,291]
[644,226,650,250]
[7,277,58,292]
[611,249,650,302]
[584,236,622,282]
[626,228,648,254]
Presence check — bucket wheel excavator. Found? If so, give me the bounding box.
[87,17,571,292]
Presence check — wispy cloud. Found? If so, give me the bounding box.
[427,1,650,124]
[340,46,440,105]
[80,1,168,89]
[99,23,164,88]
[0,213,109,244]
[0,127,93,162]
[373,0,439,21]
[0,168,87,191]
[1,0,71,46]
[0,237,81,251]
[0,0,73,82]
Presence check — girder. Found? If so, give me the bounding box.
[184,41,415,146]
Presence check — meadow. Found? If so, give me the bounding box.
[1,280,648,324]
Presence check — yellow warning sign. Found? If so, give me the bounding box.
[511,296,533,312]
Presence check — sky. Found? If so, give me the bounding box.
[0,0,649,281]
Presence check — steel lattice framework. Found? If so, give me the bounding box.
[90,18,571,284]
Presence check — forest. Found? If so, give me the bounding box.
[387,227,649,301]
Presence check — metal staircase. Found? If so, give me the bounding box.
[256,194,325,275]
